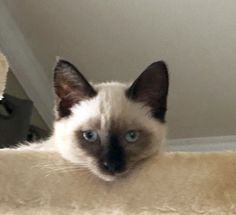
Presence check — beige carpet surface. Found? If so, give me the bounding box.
[0,52,8,100]
[0,149,236,214]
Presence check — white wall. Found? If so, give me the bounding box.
[3,0,236,138]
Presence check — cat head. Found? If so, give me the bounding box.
[53,59,169,181]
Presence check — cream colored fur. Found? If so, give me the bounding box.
[0,52,8,100]
[54,82,166,181]
[17,81,166,181]
[0,149,236,214]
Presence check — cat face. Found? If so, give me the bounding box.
[53,59,169,181]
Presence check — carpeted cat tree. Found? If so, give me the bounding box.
[0,52,236,214]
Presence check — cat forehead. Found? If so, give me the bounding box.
[69,82,153,128]
[74,81,132,113]
[94,81,128,98]
[95,82,129,108]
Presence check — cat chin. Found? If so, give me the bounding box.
[89,167,116,182]
[88,163,132,182]
[98,174,116,182]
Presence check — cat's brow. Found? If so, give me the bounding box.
[79,117,101,130]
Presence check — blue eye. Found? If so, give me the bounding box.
[125,130,140,143]
[82,130,98,142]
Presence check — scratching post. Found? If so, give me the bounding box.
[0,149,235,214]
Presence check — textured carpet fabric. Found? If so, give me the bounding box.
[0,149,236,214]
[0,52,8,100]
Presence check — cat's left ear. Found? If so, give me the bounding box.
[127,61,169,122]
[54,59,97,119]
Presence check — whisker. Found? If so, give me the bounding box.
[33,160,93,179]
[33,161,89,170]
[44,167,89,177]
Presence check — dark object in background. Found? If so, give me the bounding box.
[27,125,49,142]
[0,94,33,148]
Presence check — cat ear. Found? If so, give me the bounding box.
[126,61,169,122]
[54,59,97,118]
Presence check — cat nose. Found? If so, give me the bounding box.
[102,160,125,174]
[101,140,126,174]
[103,162,109,168]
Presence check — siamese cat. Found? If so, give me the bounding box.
[18,59,169,181]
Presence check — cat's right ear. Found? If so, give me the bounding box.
[53,59,97,119]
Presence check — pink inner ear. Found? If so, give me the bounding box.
[54,84,69,99]
[60,83,74,97]
[56,90,81,119]
[55,79,79,99]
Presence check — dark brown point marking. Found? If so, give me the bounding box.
[126,61,169,122]
[53,59,97,119]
